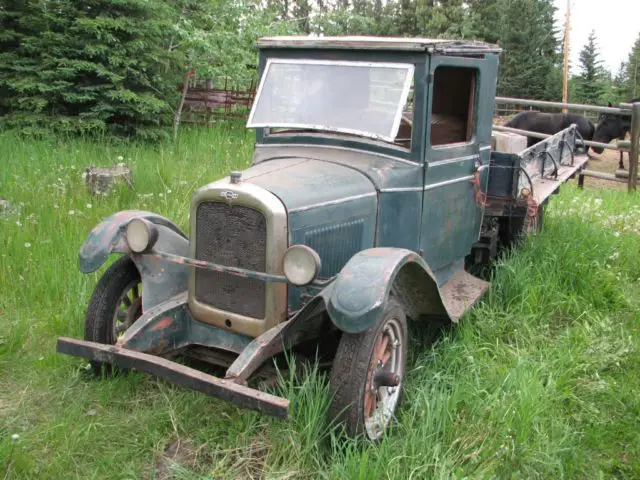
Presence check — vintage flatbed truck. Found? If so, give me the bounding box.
[57,36,589,441]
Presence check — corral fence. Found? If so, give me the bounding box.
[493,97,640,192]
[178,67,257,125]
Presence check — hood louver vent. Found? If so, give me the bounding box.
[303,219,365,277]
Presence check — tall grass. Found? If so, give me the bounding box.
[1,126,639,479]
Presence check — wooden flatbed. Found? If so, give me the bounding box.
[532,153,589,204]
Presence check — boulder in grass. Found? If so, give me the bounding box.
[83,163,133,196]
[0,197,17,217]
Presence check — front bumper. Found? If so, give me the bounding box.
[57,337,289,418]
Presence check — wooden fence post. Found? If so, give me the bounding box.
[629,103,640,192]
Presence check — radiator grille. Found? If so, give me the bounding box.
[194,201,267,318]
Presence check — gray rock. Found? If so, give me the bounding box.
[0,197,16,217]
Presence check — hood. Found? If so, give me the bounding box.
[238,157,377,212]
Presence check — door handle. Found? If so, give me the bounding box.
[474,161,489,173]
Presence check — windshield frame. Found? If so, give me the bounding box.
[246,58,415,143]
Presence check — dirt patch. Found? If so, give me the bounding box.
[229,437,270,480]
[154,438,207,480]
[581,148,633,190]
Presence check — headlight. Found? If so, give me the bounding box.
[125,218,158,253]
[282,245,321,286]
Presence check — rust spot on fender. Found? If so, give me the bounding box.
[151,317,174,332]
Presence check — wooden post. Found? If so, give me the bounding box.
[629,102,640,191]
[561,0,571,113]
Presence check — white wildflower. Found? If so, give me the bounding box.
[68,210,75,216]
[11,434,19,442]
[15,221,22,227]
[86,203,92,209]
[117,155,124,161]
[166,189,172,194]
[24,242,31,248]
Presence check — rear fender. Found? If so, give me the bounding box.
[325,248,450,334]
[79,210,189,310]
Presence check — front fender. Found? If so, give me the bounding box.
[326,248,449,334]
[79,210,190,311]
[79,210,188,273]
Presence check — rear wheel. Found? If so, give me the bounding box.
[329,298,408,440]
[84,256,142,375]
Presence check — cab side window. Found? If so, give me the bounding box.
[430,67,477,146]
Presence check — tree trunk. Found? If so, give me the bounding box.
[84,164,133,196]
[173,69,194,141]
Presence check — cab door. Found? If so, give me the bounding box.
[419,54,497,281]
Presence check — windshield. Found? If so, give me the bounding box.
[247,59,415,143]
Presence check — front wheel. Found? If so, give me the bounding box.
[329,298,408,441]
[84,256,143,375]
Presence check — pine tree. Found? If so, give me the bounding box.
[467,0,502,44]
[416,0,473,39]
[292,0,312,33]
[611,62,628,101]
[0,0,178,138]
[495,0,560,99]
[625,33,640,99]
[573,30,606,105]
[394,0,418,36]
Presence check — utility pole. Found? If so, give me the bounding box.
[562,0,571,112]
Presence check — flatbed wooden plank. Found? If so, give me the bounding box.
[532,154,589,204]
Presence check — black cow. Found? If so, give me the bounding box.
[592,98,640,169]
[504,111,594,151]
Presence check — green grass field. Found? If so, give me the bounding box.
[1,125,639,479]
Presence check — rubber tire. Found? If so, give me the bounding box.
[84,256,141,376]
[329,297,408,440]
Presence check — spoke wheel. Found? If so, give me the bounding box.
[330,297,408,441]
[363,318,404,440]
[84,256,142,375]
[113,280,142,342]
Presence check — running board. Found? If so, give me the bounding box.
[56,337,289,418]
[440,270,490,322]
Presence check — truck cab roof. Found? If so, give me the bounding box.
[256,36,502,55]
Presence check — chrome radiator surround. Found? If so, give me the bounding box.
[188,180,288,338]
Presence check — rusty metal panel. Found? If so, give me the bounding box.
[438,269,489,321]
[120,292,252,355]
[251,145,423,190]
[242,157,377,213]
[326,248,449,334]
[78,210,187,274]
